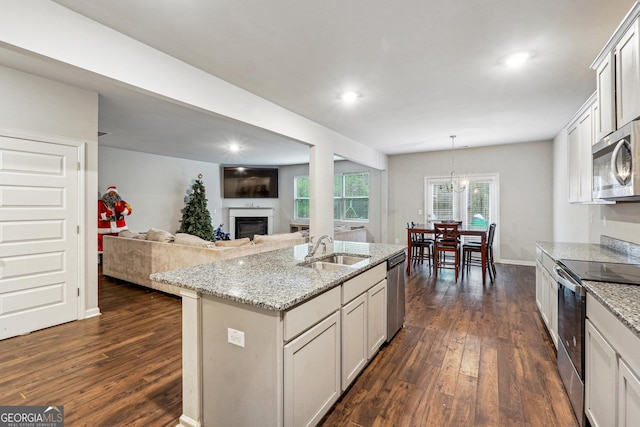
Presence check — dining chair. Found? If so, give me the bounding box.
[433,222,461,281]
[408,222,433,273]
[461,223,496,281]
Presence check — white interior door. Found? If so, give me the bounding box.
[0,135,79,340]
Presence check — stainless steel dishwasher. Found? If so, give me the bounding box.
[386,251,406,342]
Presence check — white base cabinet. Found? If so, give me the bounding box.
[341,264,387,389]
[618,358,640,427]
[586,294,640,427]
[535,246,558,348]
[284,311,341,427]
[586,319,617,427]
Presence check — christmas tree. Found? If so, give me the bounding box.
[178,174,215,241]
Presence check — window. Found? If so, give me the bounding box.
[426,174,497,229]
[294,172,369,221]
[294,176,310,219]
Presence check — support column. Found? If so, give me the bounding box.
[309,144,334,240]
[178,289,202,427]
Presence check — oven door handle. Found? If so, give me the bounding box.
[553,265,585,296]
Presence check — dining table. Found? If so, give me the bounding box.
[406,223,489,284]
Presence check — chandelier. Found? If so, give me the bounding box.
[438,135,467,193]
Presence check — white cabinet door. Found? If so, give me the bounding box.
[367,279,387,359]
[618,358,640,427]
[284,311,341,427]
[578,107,594,202]
[547,271,558,349]
[586,319,618,427]
[616,18,640,127]
[596,50,616,139]
[540,264,550,328]
[341,293,368,389]
[567,123,580,203]
[535,261,543,311]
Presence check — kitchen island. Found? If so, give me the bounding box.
[151,241,406,427]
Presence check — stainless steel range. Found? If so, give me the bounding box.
[554,259,640,427]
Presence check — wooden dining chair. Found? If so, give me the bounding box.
[433,222,461,281]
[462,223,496,281]
[408,222,433,273]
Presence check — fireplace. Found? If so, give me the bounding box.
[229,207,274,239]
[235,217,268,240]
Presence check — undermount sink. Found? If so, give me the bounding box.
[300,253,371,270]
[304,261,349,270]
[318,254,370,265]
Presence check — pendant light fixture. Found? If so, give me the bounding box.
[439,135,467,193]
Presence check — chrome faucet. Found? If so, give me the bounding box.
[306,234,334,260]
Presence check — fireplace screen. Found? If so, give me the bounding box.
[235,216,268,240]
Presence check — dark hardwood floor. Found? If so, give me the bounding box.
[0,263,576,427]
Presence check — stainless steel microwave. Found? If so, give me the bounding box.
[592,119,640,200]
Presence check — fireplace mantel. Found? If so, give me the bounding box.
[229,207,274,239]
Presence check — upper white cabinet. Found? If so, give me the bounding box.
[616,18,640,128]
[596,50,616,140]
[592,3,640,136]
[567,94,596,203]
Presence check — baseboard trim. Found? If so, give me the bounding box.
[84,308,102,319]
[499,258,535,267]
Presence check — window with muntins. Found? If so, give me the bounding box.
[294,172,369,221]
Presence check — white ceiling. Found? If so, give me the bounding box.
[10,1,640,165]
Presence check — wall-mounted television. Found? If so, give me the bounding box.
[223,166,279,198]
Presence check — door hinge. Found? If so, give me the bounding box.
[77,225,80,234]
[77,162,81,171]
[77,288,80,297]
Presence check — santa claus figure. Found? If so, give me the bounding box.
[98,185,132,252]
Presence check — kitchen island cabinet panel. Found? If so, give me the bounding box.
[201,296,283,427]
[367,279,387,359]
[284,310,341,427]
[341,293,368,388]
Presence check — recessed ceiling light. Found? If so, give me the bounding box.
[338,91,361,103]
[229,143,241,152]
[504,51,532,68]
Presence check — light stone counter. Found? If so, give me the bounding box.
[536,240,640,339]
[150,240,406,311]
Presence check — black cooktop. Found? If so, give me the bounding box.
[559,259,640,285]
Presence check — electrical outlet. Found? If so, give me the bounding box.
[395,238,399,244]
[227,328,245,347]
[418,209,423,215]
[603,216,607,227]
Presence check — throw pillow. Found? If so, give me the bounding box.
[118,230,146,239]
[146,228,175,243]
[253,232,303,244]
[215,237,251,247]
[175,233,214,248]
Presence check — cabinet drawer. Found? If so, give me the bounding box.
[284,286,341,342]
[342,263,386,304]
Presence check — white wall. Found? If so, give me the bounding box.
[99,147,223,234]
[0,65,99,317]
[388,141,554,264]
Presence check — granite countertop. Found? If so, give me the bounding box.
[536,240,640,339]
[150,241,406,311]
